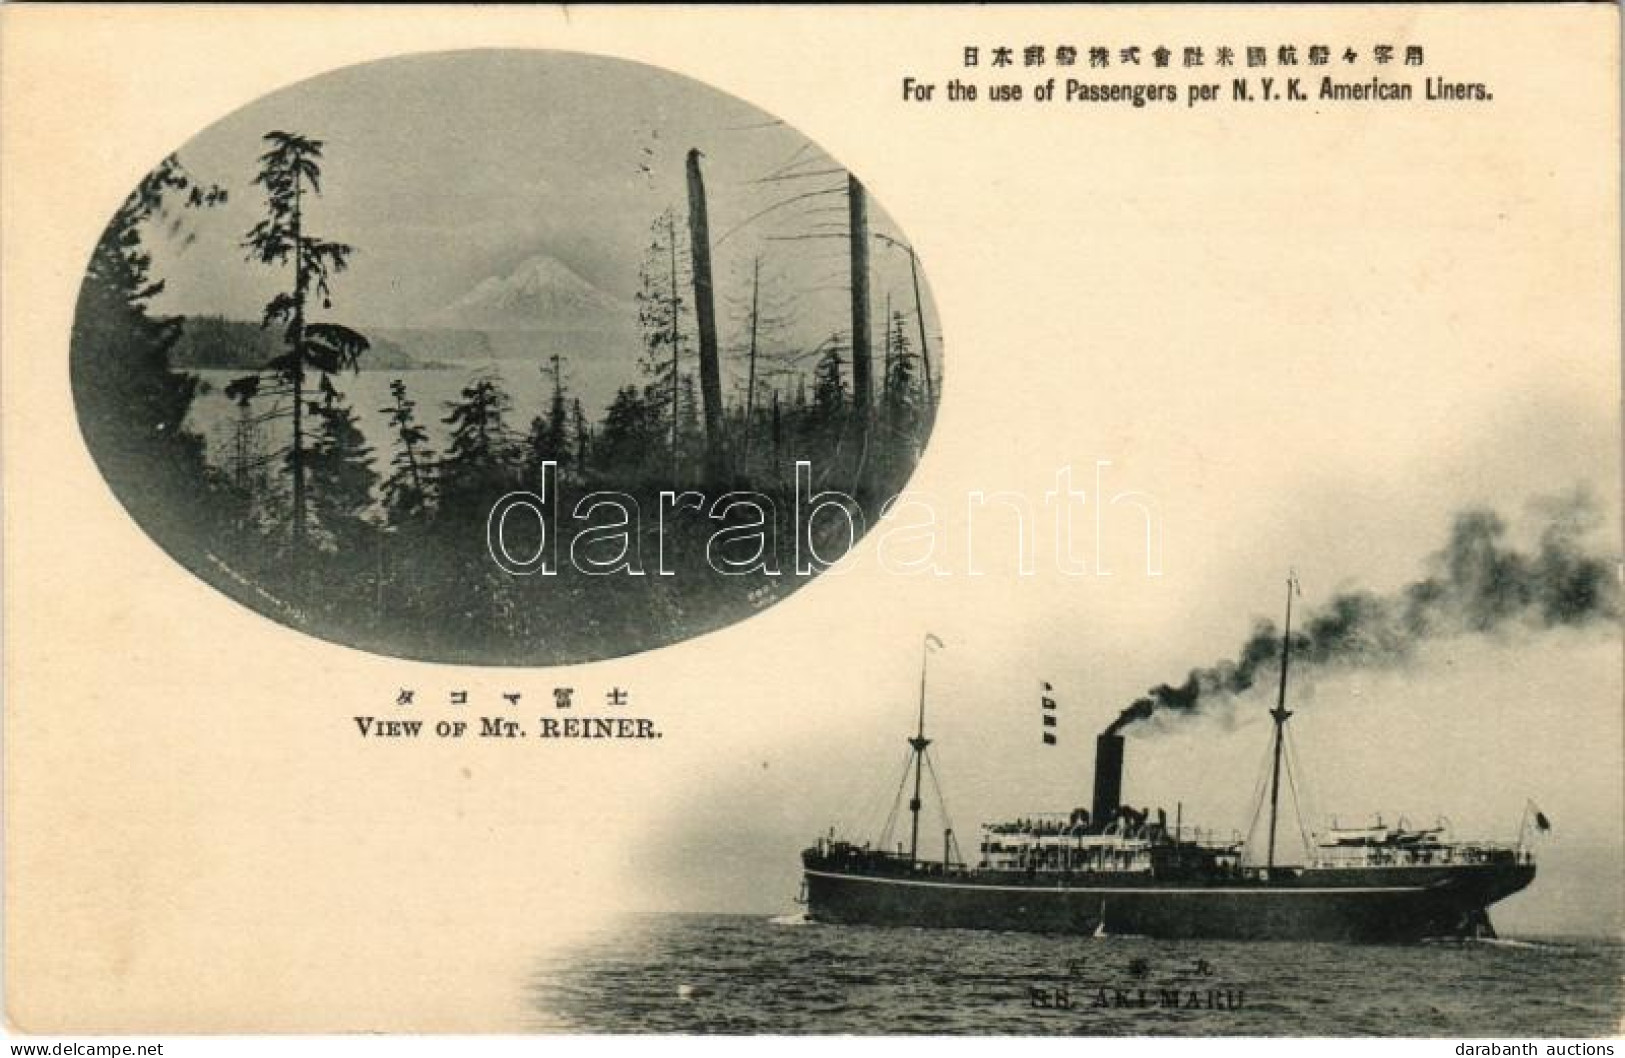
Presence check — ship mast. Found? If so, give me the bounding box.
[907,634,934,862]
[1266,572,1298,873]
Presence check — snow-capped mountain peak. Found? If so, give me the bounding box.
[430,254,630,331]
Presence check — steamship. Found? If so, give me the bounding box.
[800,587,1540,943]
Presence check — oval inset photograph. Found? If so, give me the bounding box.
[71,49,943,665]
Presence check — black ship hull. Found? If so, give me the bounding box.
[802,860,1536,942]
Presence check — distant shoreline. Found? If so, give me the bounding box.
[170,314,634,373]
[192,361,462,373]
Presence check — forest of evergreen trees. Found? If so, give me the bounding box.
[70,131,940,664]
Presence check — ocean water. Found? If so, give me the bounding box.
[527,913,1623,1036]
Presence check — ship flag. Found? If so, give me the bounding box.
[925,633,945,652]
[1523,799,1552,836]
[1041,681,1057,745]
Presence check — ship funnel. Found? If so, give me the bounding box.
[1092,733,1125,829]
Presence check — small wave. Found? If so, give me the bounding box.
[1478,937,1568,951]
[768,911,812,927]
[1422,935,1568,952]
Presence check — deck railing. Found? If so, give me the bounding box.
[1306,841,1534,869]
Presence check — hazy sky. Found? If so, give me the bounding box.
[144,49,933,359]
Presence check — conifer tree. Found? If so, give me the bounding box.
[306,388,378,551]
[380,378,432,521]
[227,131,369,551]
[439,373,519,513]
[70,155,226,541]
[595,385,660,481]
[634,207,692,476]
[525,356,571,485]
[571,398,591,479]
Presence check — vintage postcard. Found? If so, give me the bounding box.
[2,3,1619,1040]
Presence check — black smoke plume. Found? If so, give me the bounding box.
[1104,491,1620,736]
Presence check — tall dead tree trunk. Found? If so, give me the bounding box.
[907,245,934,409]
[289,177,307,551]
[848,175,874,422]
[771,389,783,486]
[667,212,681,481]
[884,291,894,388]
[742,255,761,476]
[686,148,725,482]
